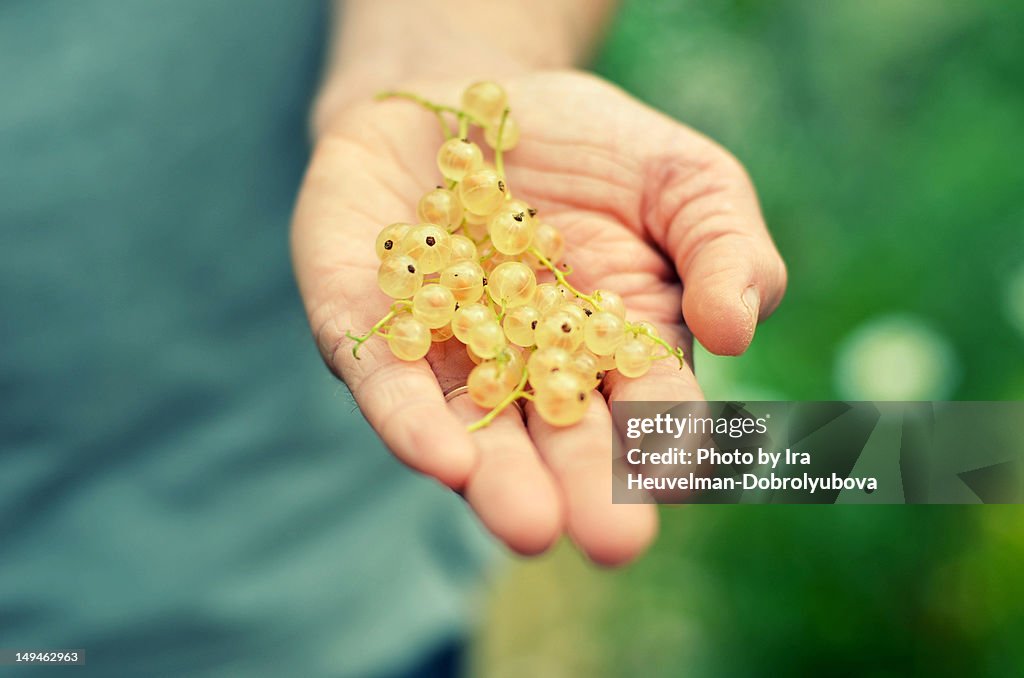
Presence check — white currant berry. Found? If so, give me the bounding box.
[437,137,483,181]
[377,255,423,299]
[440,260,486,303]
[417,188,464,231]
[375,223,412,260]
[458,168,506,216]
[461,81,508,124]
[387,314,431,361]
[486,261,537,308]
[400,223,451,274]
[534,371,589,426]
[615,337,653,378]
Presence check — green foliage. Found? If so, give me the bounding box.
[596,0,1024,400]
[582,1,1024,674]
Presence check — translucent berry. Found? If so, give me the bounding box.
[375,223,412,260]
[502,305,542,347]
[417,188,464,232]
[527,346,572,387]
[486,261,536,308]
[593,289,626,318]
[400,223,451,274]
[440,260,486,303]
[436,137,483,182]
[495,344,526,375]
[614,338,653,378]
[532,284,562,315]
[467,319,507,359]
[534,371,590,426]
[451,303,495,343]
[387,314,431,361]
[448,234,477,262]
[584,311,626,356]
[559,302,589,326]
[487,205,535,255]
[461,81,508,124]
[534,309,584,351]
[484,116,520,151]
[458,168,506,216]
[532,222,565,265]
[412,284,457,329]
[568,350,604,390]
[468,360,520,408]
[377,255,423,299]
[632,320,661,348]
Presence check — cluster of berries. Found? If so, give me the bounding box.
[348,82,684,430]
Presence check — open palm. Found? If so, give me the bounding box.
[291,71,786,565]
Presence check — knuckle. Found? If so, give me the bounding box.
[704,142,754,186]
[775,256,789,292]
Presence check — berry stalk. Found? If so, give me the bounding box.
[627,323,687,369]
[466,365,530,432]
[494,107,510,182]
[526,246,602,310]
[376,91,486,134]
[345,302,410,359]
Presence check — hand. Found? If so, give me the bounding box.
[291,71,786,565]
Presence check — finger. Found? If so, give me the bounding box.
[527,397,658,567]
[344,340,480,491]
[291,137,477,489]
[448,393,563,556]
[679,232,787,356]
[647,144,787,356]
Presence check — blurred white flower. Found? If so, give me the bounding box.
[835,315,959,400]
[694,345,787,402]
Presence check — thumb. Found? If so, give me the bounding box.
[645,138,787,355]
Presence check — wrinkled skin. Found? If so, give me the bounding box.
[291,71,786,565]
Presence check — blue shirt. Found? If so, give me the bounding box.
[0,2,492,675]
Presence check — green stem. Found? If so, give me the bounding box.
[527,246,602,310]
[345,301,412,359]
[627,322,687,369]
[484,292,501,317]
[494,107,510,181]
[458,114,469,139]
[467,366,530,432]
[435,110,454,140]
[346,311,396,359]
[376,91,486,128]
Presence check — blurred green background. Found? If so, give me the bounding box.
[475,1,1024,675]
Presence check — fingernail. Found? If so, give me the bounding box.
[742,286,760,324]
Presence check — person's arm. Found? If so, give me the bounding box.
[312,0,617,135]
